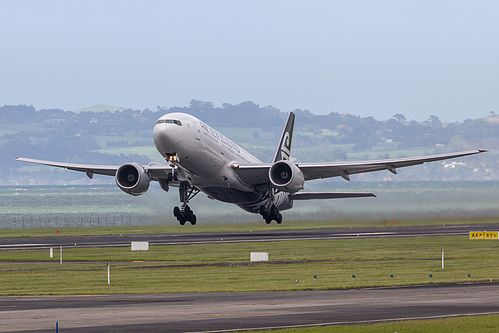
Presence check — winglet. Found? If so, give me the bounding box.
[273,112,295,162]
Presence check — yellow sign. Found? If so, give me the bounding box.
[469,231,498,240]
[485,232,498,239]
[470,232,484,239]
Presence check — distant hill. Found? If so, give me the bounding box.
[74,105,126,113]
[1,101,497,185]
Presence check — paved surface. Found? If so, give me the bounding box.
[1,223,498,251]
[1,282,499,332]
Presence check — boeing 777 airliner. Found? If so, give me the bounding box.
[17,112,486,225]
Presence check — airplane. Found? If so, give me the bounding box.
[16,112,486,225]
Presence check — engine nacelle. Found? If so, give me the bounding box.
[269,160,304,193]
[115,163,150,196]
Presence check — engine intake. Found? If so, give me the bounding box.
[269,160,304,193]
[116,163,150,196]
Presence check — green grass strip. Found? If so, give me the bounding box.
[0,236,498,295]
[249,314,499,332]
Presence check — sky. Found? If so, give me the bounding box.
[1,1,498,121]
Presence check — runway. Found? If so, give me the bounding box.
[1,282,499,332]
[1,223,498,251]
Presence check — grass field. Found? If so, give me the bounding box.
[0,235,498,295]
[251,314,499,333]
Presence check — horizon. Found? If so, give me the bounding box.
[3,101,494,123]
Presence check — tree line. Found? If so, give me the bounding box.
[1,101,496,184]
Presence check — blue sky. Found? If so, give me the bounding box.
[1,1,498,121]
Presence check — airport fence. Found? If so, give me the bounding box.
[0,213,158,229]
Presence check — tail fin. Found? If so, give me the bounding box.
[273,112,295,162]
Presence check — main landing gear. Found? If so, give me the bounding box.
[259,204,282,224]
[174,182,200,226]
[173,205,196,225]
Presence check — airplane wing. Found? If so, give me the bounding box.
[297,149,486,181]
[15,157,174,181]
[233,149,486,185]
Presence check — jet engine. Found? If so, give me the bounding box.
[269,160,304,193]
[115,163,150,196]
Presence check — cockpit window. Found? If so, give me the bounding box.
[156,119,182,126]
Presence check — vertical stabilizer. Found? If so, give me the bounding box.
[272,112,295,162]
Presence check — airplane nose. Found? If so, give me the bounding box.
[153,123,181,154]
[153,123,184,152]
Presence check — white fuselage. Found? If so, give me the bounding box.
[153,113,289,213]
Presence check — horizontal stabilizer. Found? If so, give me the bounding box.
[290,192,376,200]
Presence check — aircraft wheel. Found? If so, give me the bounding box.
[276,213,282,224]
[176,211,186,225]
[265,216,272,224]
[185,208,194,221]
[173,206,180,218]
[190,215,197,225]
[270,205,278,218]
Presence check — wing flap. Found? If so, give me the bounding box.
[232,163,272,186]
[290,192,376,200]
[146,163,175,181]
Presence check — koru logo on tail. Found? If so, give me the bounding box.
[280,132,290,160]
